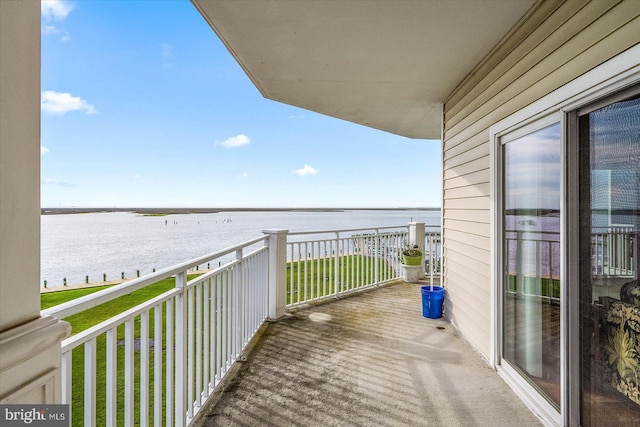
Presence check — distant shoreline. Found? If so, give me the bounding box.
[41,207,440,216]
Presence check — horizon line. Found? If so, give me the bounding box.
[42,206,442,215]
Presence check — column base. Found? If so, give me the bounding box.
[0,316,70,404]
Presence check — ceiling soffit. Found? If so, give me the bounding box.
[193,0,536,139]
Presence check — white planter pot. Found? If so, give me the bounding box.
[402,264,423,282]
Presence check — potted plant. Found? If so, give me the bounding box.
[402,245,423,266]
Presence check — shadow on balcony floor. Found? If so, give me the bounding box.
[197,281,541,427]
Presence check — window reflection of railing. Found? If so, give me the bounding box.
[592,227,636,278]
[505,227,637,302]
[505,229,561,302]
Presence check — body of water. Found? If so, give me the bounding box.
[41,209,440,287]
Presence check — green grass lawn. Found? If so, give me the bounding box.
[43,277,182,425]
[286,255,395,303]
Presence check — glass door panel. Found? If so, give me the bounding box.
[503,123,561,407]
[579,92,640,426]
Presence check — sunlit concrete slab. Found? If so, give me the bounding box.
[196,281,541,426]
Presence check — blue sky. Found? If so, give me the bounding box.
[41,0,441,208]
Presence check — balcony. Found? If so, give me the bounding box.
[42,223,538,426]
[194,279,540,427]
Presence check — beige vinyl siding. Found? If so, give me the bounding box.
[441,0,640,359]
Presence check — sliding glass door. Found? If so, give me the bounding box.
[495,54,640,425]
[578,90,640,426]
[502,122,562,409]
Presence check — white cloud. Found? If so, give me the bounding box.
[42,25,59,35]
[42,178,73,187]
[217,134,250,149]
[41,146,50,155]
[238,172,249,179]
[293,164,318,176]
[41,91,97,115]
[41,0,73,21]
[42,25,71,42]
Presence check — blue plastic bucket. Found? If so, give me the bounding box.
[421,286,444,319]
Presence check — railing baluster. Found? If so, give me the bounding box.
[357,239,361,288]
[106,328,117,427]
[209,276,218,392]
[61,351,72,406]
[336,237,340,292]
[84,338,96,427]
[216,272,222,381]
[234,250,242,359]
[195,283,202,410]
[339,238,344,293]
[310,242,315,300]
[350,238,355,289]
[373,234,378,284]
[245,257,251,340]
[242,253,248,346]
[287,243,292,305]
[233,264,240,360]
[124,319,134,427]
[187,286,194,419]
[253,255,257,319]
[175,272,187,427]
[203,279,210,398]
[253,255,257,321]
[166,298,174,427]
[228,268,233,366]
[323,240,328,296]
[140,311,149,427]
[154,303,163,427]
[245,256,251,342]
[222,270,228,373]
[262,249,268,318]
[296,242,301,305]
[365,236,369,287]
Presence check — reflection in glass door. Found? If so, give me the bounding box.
[579,91,640,426]
[503,122,561,408]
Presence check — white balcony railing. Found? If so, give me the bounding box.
[286,225,441,307]
[42,223,441,426]
[43,236,269,427]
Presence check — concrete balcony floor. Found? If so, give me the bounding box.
[197,281,542,426]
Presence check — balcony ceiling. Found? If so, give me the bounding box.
[192,0,536,139]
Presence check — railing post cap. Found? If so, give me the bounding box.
[262,229,289,235]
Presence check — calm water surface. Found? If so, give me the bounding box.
[41,210,440,287]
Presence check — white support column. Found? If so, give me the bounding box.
[263,229,288,319]
[0,0,70,404]
[409,222,426,279]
